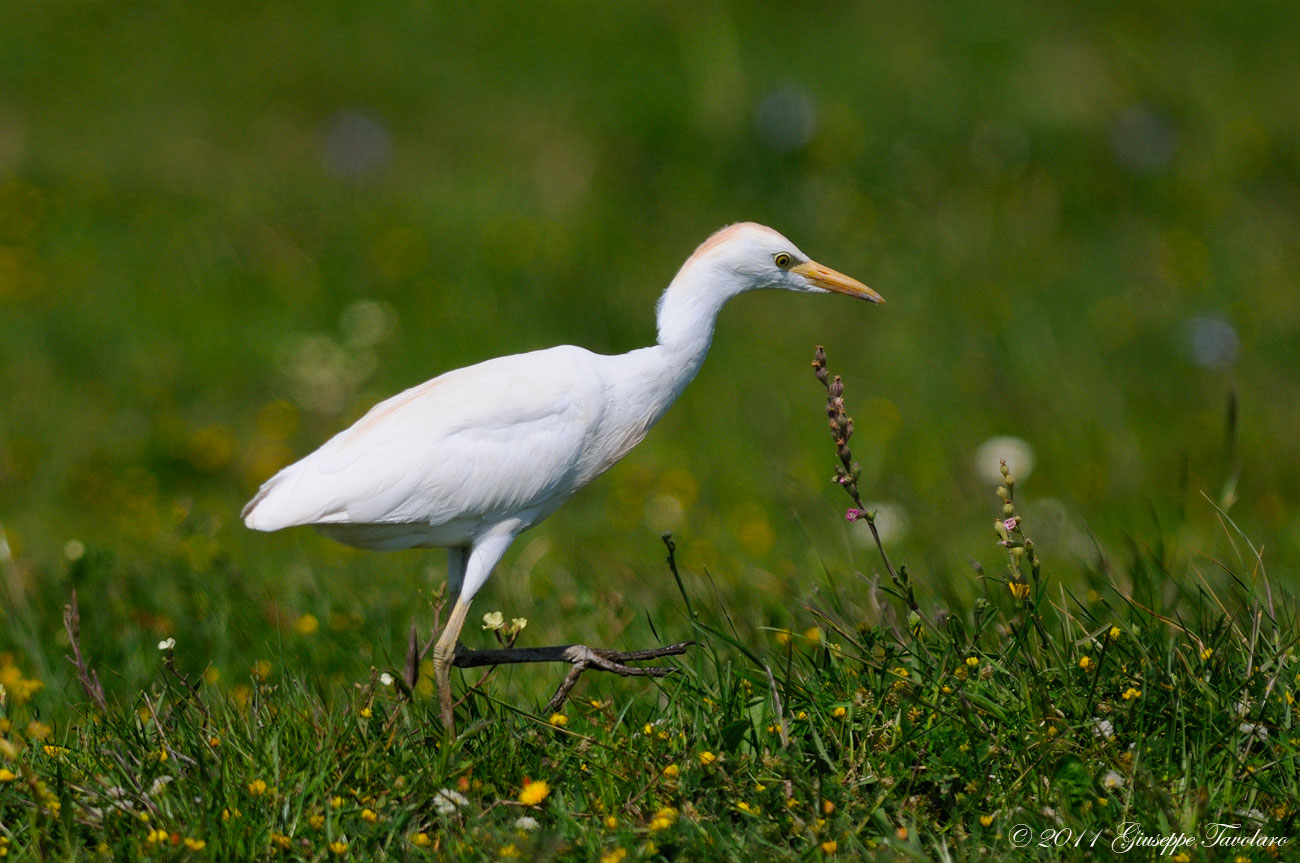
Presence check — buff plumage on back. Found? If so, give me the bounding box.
[242,348,603,543]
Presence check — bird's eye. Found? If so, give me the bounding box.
[774,252,793,268]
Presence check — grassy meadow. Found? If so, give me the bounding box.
[2,0,1300,859]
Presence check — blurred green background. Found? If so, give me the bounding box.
[2,1,1298,697]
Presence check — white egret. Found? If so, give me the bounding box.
[242,222,883,734]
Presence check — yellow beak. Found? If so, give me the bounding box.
[791,260,884,304]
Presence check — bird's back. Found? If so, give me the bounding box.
[242,345,625,548]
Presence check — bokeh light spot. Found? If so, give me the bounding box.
[754,85,817,153]
[1183,316,1239,370]
[321,110,393,179]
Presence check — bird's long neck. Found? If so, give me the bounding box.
[654,264,736,371]
[607,260,743,430]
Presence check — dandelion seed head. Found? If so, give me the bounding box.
[975,436,1035,484]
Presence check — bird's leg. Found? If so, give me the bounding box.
[451,640,694,711]
[433,596,471,737]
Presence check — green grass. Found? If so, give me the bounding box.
[2,514,1296,861]
[3,358,1298,860]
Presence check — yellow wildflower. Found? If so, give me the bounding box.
[698,751,716,765]
[648,807,677,831]
[184,838,206,851]
[832,706,847,718]
[518,779,550,806]
[499,844,520,858]
[822,800,835,815]
[600,849,628,863]
[548,713,568,727]
[330,796,344,809]
[979,814,995,827]
[804,627,822,643]
[821,840,838,853]
[1079,656,1094,671]
[26,721,51,741]
[248,779,268,796]
[271,833,291,850]
[662,764,679,778]
[775,630,792,645]
[1108,626,1122,641]
[965,656,979,668]
[295,613,319,636]
[309,814,326,829]
[411,833,431,847]
[0,768,16,782]
[1200,647,1214,661]
[328,840,347,855]
[604,815,618,829]
[1122,687,1141,700]
[735,801,758,814]
[361,808,378,823]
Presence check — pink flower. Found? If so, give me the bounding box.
[845,508,864,522]
[1003,517,1018,532]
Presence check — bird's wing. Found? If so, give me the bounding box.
[242,346,607,532]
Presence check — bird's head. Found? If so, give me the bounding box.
[683,222,884,304]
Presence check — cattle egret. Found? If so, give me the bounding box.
[242,222,883,734]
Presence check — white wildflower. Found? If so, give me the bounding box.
[1101,770,1124,790]
[1239,722,1269,741]
[514,815,540,831]
[1091,718,1115,740]
[511,617,528,633]
[379,673,394,686]
[433,788,469,814]
[481,611,504,631]
[158,638,176,651]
